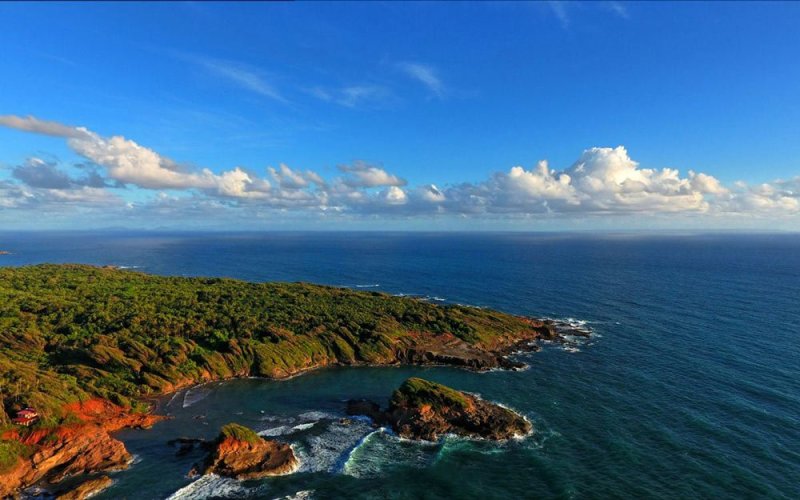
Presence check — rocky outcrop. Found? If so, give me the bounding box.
[199,423,298,480]
[0,399,163,498]
[56,475,114,500]
[348,377,531,441]
[393,321,555,373]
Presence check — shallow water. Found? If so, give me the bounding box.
[2,231,799,499]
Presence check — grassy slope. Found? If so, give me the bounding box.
[0,264,536,427]
[390,377,471,410]
[219,423,261,445]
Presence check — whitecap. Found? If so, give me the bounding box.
[343,430,440,478]
[258,420,318,437]
[297,411,333,421]
[166,474,250,500]
[293,418,374,474]
[182,385,213,408]
[166,390,182,410]
[354,284,380,288]
[274,491,314,500]
[291,422,317,432]
[259,425,295,437]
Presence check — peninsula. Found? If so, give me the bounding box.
[0,264,558,496]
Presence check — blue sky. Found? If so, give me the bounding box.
[1,2,799,230]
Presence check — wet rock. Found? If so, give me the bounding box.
[348,377,531,442]
[56,475,113,500]
[199,423,298,480]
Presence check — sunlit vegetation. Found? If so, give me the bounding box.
[0,264,532,426]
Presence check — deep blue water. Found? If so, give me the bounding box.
[1,231,799,499]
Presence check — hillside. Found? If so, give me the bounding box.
[0,264,553,430]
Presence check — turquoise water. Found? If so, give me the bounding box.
[2,232,799,499]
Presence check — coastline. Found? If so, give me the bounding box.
[1,318,561,498]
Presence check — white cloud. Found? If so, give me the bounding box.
[607,1,630,19]
[397,62,444,97]
[0,178,121,211]
[178,54,286,103]
[339,161,407,188]
[310,85,392,108]
[0,115,90,139]
[2,115,799,223]
[548,1,570,29]
[269,164,308,189]
[419,184,446,203]
[382,186,408,205]
[0,118,272,199]
[13,158,74,189]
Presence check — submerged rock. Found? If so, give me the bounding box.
[349,377,531,441]
[200,423,298,479]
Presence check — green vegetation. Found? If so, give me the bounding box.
[219,423,261,445]
[0,440,31,472]
[390,377,471,410]
[0,264,533,426]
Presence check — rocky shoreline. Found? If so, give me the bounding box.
[0,318,567,498]
[0,400,163,498]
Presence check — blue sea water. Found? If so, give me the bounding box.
[1,231,799,499]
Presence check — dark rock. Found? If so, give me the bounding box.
[347,377,532,442]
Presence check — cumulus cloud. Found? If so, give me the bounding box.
[339,161,407,188]
[1,115,277,198]
[268,164,325,190]
[0,176,121,211]
[1,114,799,223]
[12,157,117,191]
[13,158,74,189]
[382,186,408,205]
[726,178,800,213]
[559,146,717,213]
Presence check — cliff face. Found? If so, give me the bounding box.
[0,399,163,498]
[348,377,532,442]
[200,423,298,480]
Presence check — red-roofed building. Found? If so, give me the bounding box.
[12,407,39,426]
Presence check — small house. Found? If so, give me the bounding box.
[11,407,39,427]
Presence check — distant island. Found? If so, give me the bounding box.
[0,251,10,255]
[0,264,563,497]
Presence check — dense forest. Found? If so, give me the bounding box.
[0,264,539,429]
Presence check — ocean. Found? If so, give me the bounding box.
[1,231,798,499]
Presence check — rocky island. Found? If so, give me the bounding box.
[196,423,298,479]
[348,377,531,441]
[0,264,560,496]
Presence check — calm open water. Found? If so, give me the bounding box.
[1,231,798,499]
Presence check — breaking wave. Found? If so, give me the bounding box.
[341,429,440,478]
[182,385,214,408]
[541,317,600,353]
[166,474,253,500]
